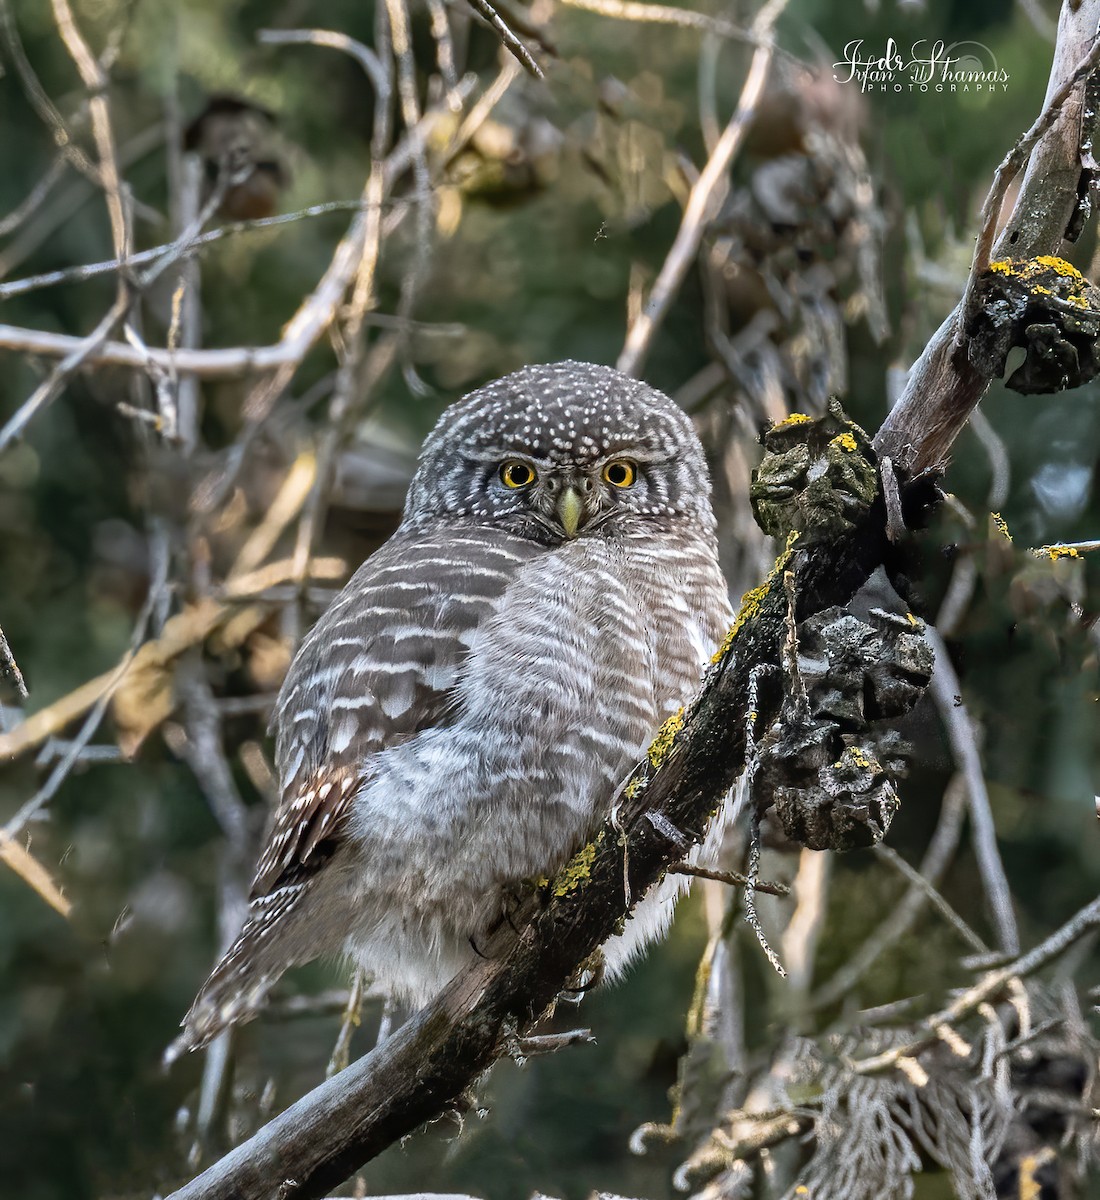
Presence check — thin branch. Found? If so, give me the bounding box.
[0,554,342,766]
[0,0,101,185]
[668,861,789,898]
[0,624,28,700]
[560,0,766,49]
[0,830,71,916]
[0,153,68,238]
[384,0,433,394]
[2,529,167,841]
[0,291,132,453]
[0,121,163,279]
[927,627,1020,955]
[873,842,988,955]
[811,777,975,1007]
[427,0,460,97]
[258,29,389,97]
[617,0,788,376]
[464,0,544,78]
[851,892,1100,1077]
[0,200,374,301]
[875,1,1100,474]
[51,0,131,272]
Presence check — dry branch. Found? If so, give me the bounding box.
[874,0,1100,475]
[0,84,473,388]
[0,830,71,916]
[617,0,788,375]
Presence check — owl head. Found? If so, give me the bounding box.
[403,362,715,540]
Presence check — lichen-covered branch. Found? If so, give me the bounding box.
[874,0,1100,475]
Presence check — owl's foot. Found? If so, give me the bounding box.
[560,948,605,1002]
[478,879,544,947]
[433,1086,482,1138]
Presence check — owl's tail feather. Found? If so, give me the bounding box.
[163,883,314,1065]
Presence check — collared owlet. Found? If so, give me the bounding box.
[170,361,733,1058]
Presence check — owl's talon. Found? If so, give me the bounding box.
[560,949,605,1001]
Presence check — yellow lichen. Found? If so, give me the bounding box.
[1033,543,1081,560]
[623,776,641,800]
[552,838,598,897]
[711,532,799,663]
[774,412,812,428]
[905,612,921,627]
[990,511,1012,543]
[831,431,858,453]
[648,708,684,769]
[988,255,1091,306]
[1035,254,1084,282]
[1017,1149,1056,1200]
[841,745,874,770]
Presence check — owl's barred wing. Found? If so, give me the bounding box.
[253,524,545,898]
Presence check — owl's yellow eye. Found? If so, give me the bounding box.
[602,459,636,488]
[500,460,536,488]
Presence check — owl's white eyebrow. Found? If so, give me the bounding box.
[468,449,548,466]
[594,449,668,465]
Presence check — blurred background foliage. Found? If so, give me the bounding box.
[0,0,1098,1197]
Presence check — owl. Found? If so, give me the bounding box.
[169,362,733,1059]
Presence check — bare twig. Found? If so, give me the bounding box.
[874,841,989,954]
[927,627,1019,955]
[327,970,368,1078]
[427,0,460,97]
[0,291,132,453]
[258,29,389,97]
[0,554,342,766]
[617,0,788,375]
[2,528,167,842]
[0,122,163,279]
[668,861,789,898]
[384,0,433,394]
[0,81,469,405]
[464,0,544,77]
[809,758,974,1012]
[0,624,28,700]
[0,200,376,301]
[50,0,131,271]
[852,892,1100,1076]
[0,154,67,238]
[781,847,830,1002]
[0,831,71,916]
[560,0,765,49]
[0,0,100,184]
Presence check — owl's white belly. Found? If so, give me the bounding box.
[341,532,731,1005]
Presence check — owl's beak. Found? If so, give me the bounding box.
[556,486,586,538]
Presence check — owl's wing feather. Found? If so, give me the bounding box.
[253,524,544,898]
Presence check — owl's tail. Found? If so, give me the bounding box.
[163,882,316,1065]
